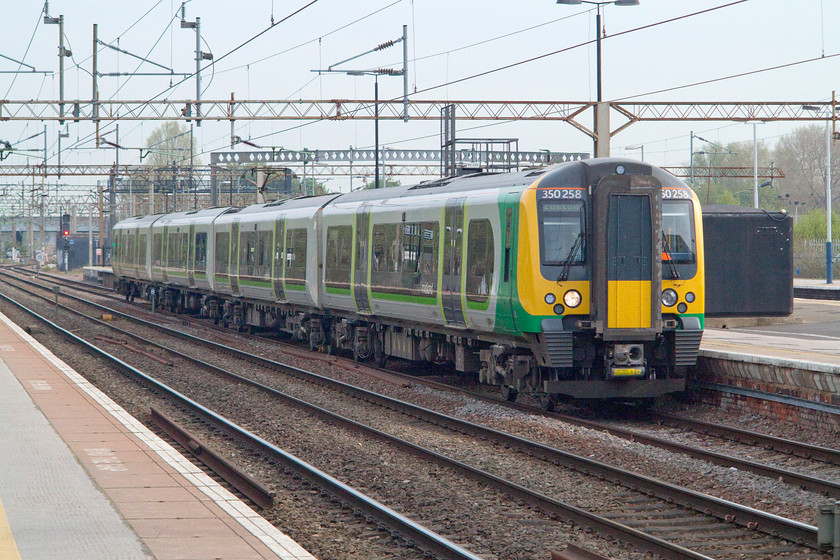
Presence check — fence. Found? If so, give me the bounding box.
[795,238,840,278]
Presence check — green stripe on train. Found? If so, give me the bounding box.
[371,291,437,306]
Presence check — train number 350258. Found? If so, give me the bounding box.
[662,188,691,199]
[540,189,583,200]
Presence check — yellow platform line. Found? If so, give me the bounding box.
[0,497,21,560]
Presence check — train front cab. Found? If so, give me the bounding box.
[516,159,704,402]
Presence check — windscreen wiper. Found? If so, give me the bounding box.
[661,232,680,280]
[557,232,584,282]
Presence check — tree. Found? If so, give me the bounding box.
[772,124,839,212]
[144,122,195,168]
[793,207,840,240]
[687,138,783,210]
[360,177,401,190]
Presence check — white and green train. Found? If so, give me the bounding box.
[113,158,704,405]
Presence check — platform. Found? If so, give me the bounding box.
[0,310,316,560]
[697,296,840,427]
[82,265,115,288]
[793,277,840,300]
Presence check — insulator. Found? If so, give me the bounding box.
[375,39,396,51]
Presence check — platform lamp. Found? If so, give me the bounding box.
[625,144,644,161]
[555,0,640,103]
[803,104,834,284]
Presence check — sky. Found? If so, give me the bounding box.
[1,0,838,194]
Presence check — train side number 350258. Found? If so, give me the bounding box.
[540,189,583,200]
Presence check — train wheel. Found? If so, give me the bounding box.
[501,385,518,402]
[538,393,557,412]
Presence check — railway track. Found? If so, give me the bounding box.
[0,277,485,560]
[29,267,840,501]
[0,269,830,559]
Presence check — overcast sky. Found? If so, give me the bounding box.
[1,0,838,192]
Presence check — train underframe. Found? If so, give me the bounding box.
[117,280,696,405]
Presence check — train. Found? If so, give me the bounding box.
[112,157,704,407]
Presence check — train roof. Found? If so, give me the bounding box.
[114,158,689,230]
[324,158,687,205]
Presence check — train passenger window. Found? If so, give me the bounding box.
[257,231,271,274]
[178,232,188,269]
[372,223,401,290]
[285,228,307,283]
[539,200,585,266]
[215,232,230,274]
[153,234,162,267]
[661,201,696,264]
[239,231,257,277]
[466,219,494,302]
[126,234,134,267]
[138,234,147,266]
[194,232,207,270]
[326,225,352,290]
[400,221,439,297]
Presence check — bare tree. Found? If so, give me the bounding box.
[145,122,194,168]
[772,124,838,210]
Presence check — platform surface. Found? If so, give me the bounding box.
[0,310,316,560]
[701,296,840,372]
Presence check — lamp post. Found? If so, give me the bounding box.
[556,0,639,103]
[626,144,644,161]
[803,104,834,283]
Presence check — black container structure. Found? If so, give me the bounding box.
[702,205,793,317]
[56,234,97,271]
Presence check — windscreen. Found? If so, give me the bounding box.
[539,200,585,265]
[661,200,696,264]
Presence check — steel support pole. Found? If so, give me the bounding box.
[827,117,833,284]
[402,24,408,122]
[596,7,602,103]
[195,17,202,126]
[753,123,759,209]
[59,15,65,125]
[92,24,99,146]
[375,79,380,188]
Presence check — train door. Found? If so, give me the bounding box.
[496,194,519,332]
[353,206,372,312]
[591,175,662,341]
[161,225,170,283]
[230,219,241,296]
[272,216,286,301]
[187,224,196,287]
[442,197,466,326]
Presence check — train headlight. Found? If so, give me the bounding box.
[553,304,565,315]
[544,293,556,305]
[685,292,695,303]
[563,290,582,308]
[677,302,688,313]
[661,288,678,307]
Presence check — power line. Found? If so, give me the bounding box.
[616,53,840,101]
[55,2,321,162]
[214,0,403,77]
[2,3,45,99]
[408,1,748,98]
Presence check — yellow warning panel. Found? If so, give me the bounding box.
[0,497,21,560]
[608,280,651,329]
